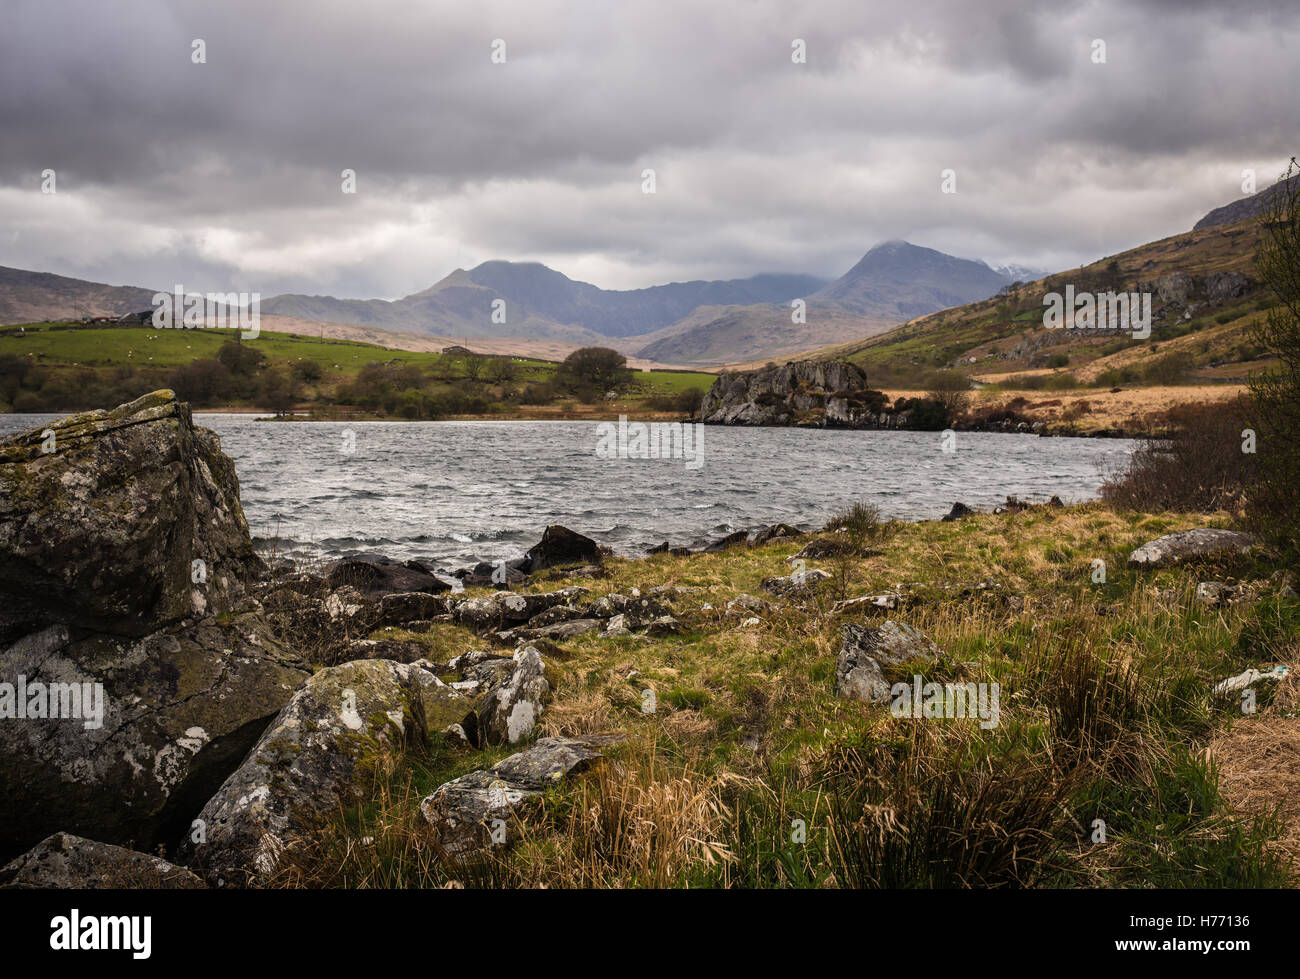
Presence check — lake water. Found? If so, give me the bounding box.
[0,413,1137,572]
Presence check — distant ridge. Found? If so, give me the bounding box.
[1194,173,1297,230]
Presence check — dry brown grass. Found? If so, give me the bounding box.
[968,384,1246,433]
[1210,656,1300,873]
[508,740,735,888]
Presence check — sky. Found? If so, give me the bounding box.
[0,0,1296,299]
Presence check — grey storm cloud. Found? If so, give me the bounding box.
[0,0,1296,298]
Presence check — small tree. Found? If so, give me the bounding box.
[556,346,629,392]
[924,370,972,422]
[257,367,295,416]
[1248,158,1300,549]
[487,356,518,384]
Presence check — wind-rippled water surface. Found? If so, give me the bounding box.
[0,414,1135,571]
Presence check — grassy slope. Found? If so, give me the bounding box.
[802,217,1272,387]
[273,504,1299,888]
[0,323,716,416]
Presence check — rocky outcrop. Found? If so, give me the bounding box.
[700,360,888,428]
[419,734,623,860]
[0,390,261,644]
[0,832,206,889]
[1127,528,1255,568]
[0,392,309,856]
[179,658,472,886]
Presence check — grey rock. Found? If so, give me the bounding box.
[0,611,308,856]
[704,530,750,553]
[832,593,900,613]
[419,734,623,859]
[643,615,684,637]
[326,554,450,598]
[1127,529,1255,568]
[520,618,604,640]
[375,591,450,627]
[700,360,881,428]
[1,832,206,889]
[836,621,941,704]
[942,502,974,522]
[524,525,602,572]
[451,587,587,633]
[761,568,831,598]
[477,646,549,746]
[0,390,262,644]
[752,522,802,545]
[178,659,471,885]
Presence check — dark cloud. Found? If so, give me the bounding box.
[0,0,1295,298]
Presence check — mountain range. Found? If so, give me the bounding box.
[0,242,1029,366]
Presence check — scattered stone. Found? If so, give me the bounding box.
[603,613,631,637]
[752,523,802,545]
[1195,581,1234,607]
[1127,528,1255,569]
[0,832,206,890]
[836,621,942,705]
[454,560,529,588]
[451,587,587,633]
[336,637,430,663]
[832,592,900,614]
[327,554,451,597]
[643,615,684,637]
[704,530,750,553]
[857,621,942,665]
[419,734,623,859]
[1213,666,1289,697]
[524,525,602,573]
[761,568,831,598]
[375,591,450,627]
[941,502,974,522]
[520,618,604,640]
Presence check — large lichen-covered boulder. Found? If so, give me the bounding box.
[0,832,206,889]
[179,659,473,885]
[0,392,308,857]
[1127,528,1255,569]
[0,390,261,643]
[0,612,309,857]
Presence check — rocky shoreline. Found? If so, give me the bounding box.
[0,390,1279,887]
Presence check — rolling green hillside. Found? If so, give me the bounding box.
[0,322,713,418]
